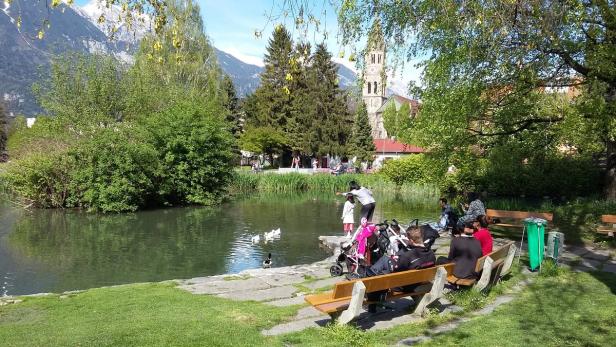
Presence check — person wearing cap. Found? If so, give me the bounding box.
[337,180,376,222]
[446,221,483,279]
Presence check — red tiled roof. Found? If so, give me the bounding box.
[373,139,424,153]
[392,94,420,109]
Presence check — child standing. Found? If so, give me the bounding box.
[341,194,355,237]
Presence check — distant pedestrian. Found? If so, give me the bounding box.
[338,180,376,222]
[291,154,300,170]
[341,194,355,237]
[312,157,318,170]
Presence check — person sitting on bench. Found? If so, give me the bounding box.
[457,192,486,228]
[473,215,493,256]
[365,227,436,312]
[366,227,436,276]
[440,221,483,280]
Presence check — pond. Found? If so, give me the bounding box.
[0,194,438,296]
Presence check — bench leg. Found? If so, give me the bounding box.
[499,245,517,278]
[474,256,494,292]
[337,281,366,325]
[413,267,447,316]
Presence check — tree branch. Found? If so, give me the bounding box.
[467,117,564,137]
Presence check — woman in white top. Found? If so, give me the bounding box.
[338,180,376,222]
[341,194,355,237]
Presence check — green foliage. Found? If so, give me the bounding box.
[245,27,351,156]
[2,151,73,208]
[66,126,160,213]
[141,102,235,206]
[382,102,412,139]
[33,52,126,126]
[4,2,236,212]
[349,101,375,162]
[379,154,431,186]
[339,0,616,198]
[221,74,242,137]
[0,102,7,162]
[240,126,289,164]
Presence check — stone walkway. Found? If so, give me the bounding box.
[177,233,616,338]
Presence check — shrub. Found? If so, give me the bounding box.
[379,154,430,186]
[140,102,235,206]
[2,151,74,208]
[66,126,161,212]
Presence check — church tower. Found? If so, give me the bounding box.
[362,22,387,139]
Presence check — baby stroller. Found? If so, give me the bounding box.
[329,223,391,278]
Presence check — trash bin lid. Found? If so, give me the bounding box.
[523,217,547,226]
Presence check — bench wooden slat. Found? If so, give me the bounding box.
[447,275,476,286]
[314,300,351,314]
[332,264,454,299]
[474,241,514,272]
[601,215,616,224]
[486,209,553,222]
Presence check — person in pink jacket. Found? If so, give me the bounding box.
[354,217,377,259]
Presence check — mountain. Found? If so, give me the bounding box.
[0,0,134,116]
[0,0,358,116]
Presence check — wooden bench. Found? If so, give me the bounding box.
[597,215,616,237]
[486,209,554,228]
[305,263,455,324]
[447,241,516,291]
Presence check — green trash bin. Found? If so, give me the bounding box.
[524,217,547,271]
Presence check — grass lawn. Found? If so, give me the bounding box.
[0,282,298,347]
[0,269,614,346]
[422,270,616,346]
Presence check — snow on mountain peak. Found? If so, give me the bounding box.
[76,0,151,43]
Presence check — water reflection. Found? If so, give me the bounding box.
[0,194,438,295]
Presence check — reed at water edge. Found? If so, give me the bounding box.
[230,172,440,209]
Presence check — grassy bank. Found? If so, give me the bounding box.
[423,270,616,346]
[1,266,613,346]
[230,172,440,208]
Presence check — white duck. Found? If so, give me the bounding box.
[251,234,260,243]
[271,228,281,237]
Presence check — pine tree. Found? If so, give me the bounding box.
[0,102,7,162]
[350,101,375,162]
[221,74,241,137]
[305,43,352,157]
[250,26,294,131]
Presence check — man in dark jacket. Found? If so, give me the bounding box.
[366,227,436,276]
[365,227,436,312]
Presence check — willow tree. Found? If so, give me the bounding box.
[0,102,7,162]
[338,0,616,199]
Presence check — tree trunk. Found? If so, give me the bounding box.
[605,139,616,200]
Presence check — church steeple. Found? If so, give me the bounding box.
[362,20,387,139]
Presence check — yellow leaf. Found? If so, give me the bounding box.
[16,16,21,29]
[98,14,105,24]
[285,73,293,81]
[37,30,44,40]
[51,0,60,7]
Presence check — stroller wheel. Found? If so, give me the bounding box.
[330,264,344,277]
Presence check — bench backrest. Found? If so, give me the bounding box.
[486,209,554,222]
[474,241,515,272]
[601,215,616,224]
[331,263,455,299]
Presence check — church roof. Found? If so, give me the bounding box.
[374,138,424,153]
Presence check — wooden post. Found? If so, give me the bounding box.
[474,256,494,292]
[413,267,447,316]
[337,281,366,325]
